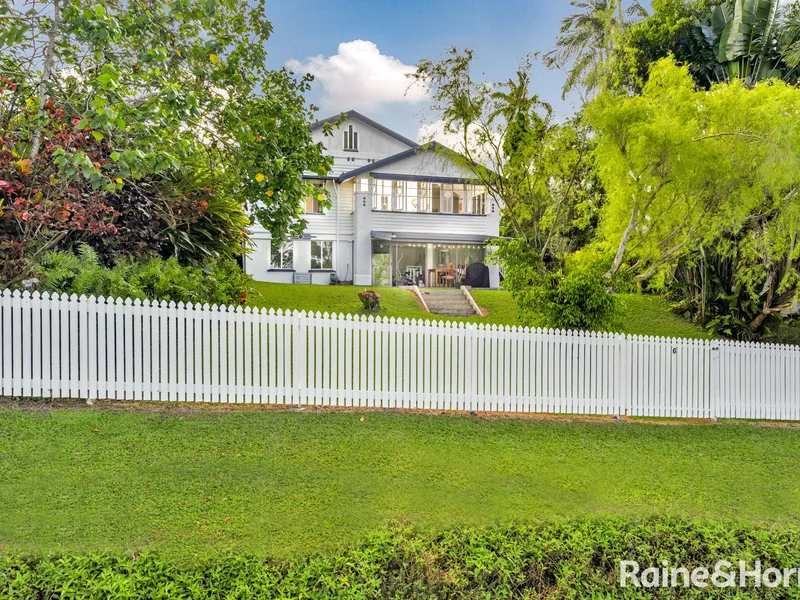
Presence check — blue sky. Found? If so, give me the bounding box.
[264,0,600,142]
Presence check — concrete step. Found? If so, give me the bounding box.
[420,289,479,317]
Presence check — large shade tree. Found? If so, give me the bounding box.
[586,58,800,337]
[0,0,332,281]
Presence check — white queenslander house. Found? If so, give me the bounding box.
[245,110,502,288]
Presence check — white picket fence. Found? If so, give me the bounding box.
[2,289,800,420]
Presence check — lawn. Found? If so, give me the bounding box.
[2,404,797,559]
[249,282,712,339]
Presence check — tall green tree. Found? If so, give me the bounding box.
[412,50,554,247]
[613,0,800,92]
[586,58,800,337]
[544,0,648,99]
[413,49,614,329]
[610,0,720,92]
[0,0,332,265]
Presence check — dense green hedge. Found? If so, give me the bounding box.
[3,518,800,598]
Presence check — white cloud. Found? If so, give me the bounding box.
[417,120,470,150]
[286,40,427,111]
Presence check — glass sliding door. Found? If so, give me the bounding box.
[392,244,427,286]
[371,239,390,286]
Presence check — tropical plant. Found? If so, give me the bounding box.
[412,50,574,249]
[0,0,332,258]
[35,244,252,306]
[586,58,800,338]
[609,0,721,92]
[544,0,648,98]
[0,103,250,284]
[413,49,607,326]
[678,0,800,87]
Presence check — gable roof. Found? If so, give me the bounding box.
[311,110,419,150]
[335,141,479,184]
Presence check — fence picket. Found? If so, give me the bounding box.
[2,290,800,420]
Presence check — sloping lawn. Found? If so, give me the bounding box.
[1,404,798,558]
[617,294,714,339]
[249,282,711,339]
[249,282,518,326]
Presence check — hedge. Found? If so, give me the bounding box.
[3,517,800,598]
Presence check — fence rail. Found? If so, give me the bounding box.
[2,290,799,420]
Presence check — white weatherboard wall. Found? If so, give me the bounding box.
[3,290,800,420]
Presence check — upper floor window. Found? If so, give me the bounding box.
[374,179,392,211]
[343,125,358,151]
[356,177,370,193]
[369,179,487,214]
[471,192,486,215]
[271,240,293,269]
[305,183,324,214]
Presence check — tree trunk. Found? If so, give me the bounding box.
[749,311,770,332]
[605,205,639,279]
[29,0,61,162]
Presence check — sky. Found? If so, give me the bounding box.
[264,0,604,145]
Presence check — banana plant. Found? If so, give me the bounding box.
[683,0,800,87]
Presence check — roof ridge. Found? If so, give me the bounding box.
[311,110,419,149]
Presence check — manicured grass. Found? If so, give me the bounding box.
[617,293,714,340]
[249,282,711,338]
[249,282,517,325]
[2,404,798,558]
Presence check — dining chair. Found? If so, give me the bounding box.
[445,263,456,288]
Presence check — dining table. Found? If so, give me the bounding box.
[427,267,449,288]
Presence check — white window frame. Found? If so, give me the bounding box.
[343,125,358,151]
[305,183,324,214]
[270,240,293,269]
[470,187,487,215]
[373,180,392,211]
[311,240,334,270]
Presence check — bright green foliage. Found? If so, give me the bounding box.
[3,518,800,598]
[36,244,251,305]
[586,58,800,336]
[542,267,618,331]
[494,238,617,331]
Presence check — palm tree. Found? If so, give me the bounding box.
[544,0,647,99]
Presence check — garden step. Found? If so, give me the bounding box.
[420,289,480,317]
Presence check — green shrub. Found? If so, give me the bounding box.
[34,244,252,306]
[2,518,800,598]
[540,267,618,331]
[495,239,617,331]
